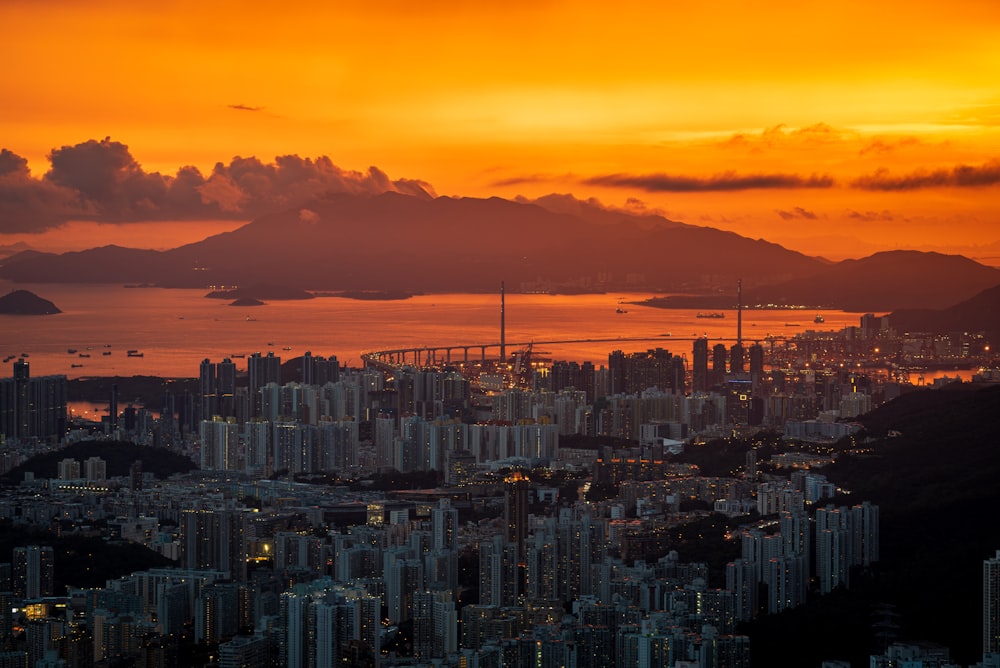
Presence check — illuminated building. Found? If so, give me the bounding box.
[504,470,530,558]
[199,417,239,471]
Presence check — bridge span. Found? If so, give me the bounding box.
[362,334,792,368]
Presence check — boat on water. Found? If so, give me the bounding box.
[102,351,112,356]
[615,307,628,314]
[697,312,725,318]
[79,353,90,358]
[71,363,83,368]
[231,353,246,358]
[282,346,292,351]
[127,350,144,357]
[67,348,78,354]
[785,322,801,327]
[814,314,825,324]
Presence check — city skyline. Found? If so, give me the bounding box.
[2,1,1000,263]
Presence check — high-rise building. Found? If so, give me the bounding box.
[57,458,80,480]
[199,359,218,421]
[607,348,686,395]
[12,545,54,599]
[712,343,728,385]
[730,343,745,374]
[248,352,281,417]
[0,361,66,442]
[692,338,709,392]
[83,456,107,482]
[217,358,237,418]
[504,470,530,559]
[180,509,248,582]
[200,417,240,471]
[431,498,459,552]
[985,550,1000,655]
[749,343,764,377]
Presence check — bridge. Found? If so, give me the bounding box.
[362,334,792,369]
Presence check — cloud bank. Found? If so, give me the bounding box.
[776,207,819,221]
[851,159,1000,190]
[0,138,436,233]
[584,171,834,192]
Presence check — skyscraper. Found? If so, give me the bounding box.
[712,343,728,386]
[13,545,54,599]
[199,358,218,421]
[692,338,709,392]
[431,498,459,552]
[0,361,66,442]
[985,549,1000,655]
[248,352,281,417]
[504,470,530,559]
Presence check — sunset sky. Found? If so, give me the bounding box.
[2,0,1000,262]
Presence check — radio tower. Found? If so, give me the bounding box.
[500,281,506,364]
[737,278,743,346]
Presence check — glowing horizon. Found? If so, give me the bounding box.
[3,0,1000,263]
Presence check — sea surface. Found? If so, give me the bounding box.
[0,282,871,380]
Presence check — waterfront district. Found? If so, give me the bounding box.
[0,311,998,668]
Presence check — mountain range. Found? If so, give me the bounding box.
[1,191,998,315]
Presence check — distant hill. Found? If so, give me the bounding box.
[3,440,196,482]
[0,289,60,315]
[0,522,174,593]
[0,245,178,284]
[742,250,1000,311]
[888,281,1000,335]
[0,191,825,293]
[748,384,1000,667]
[0,241,35,261]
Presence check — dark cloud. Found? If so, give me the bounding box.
[584,171,834,192]
[0,138,437,233]
[851,159,1000,190]
[228,104,264,112]
[492,174,553,187]
[847,209,896,222]
[776,207,818,221]
[0,149,91,233]
[0,149,30,177]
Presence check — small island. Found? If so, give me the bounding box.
[0,289,61,315]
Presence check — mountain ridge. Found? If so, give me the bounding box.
[1,192,995,312]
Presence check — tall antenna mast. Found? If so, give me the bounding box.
[737,278,743,347]
[500,281,506,364]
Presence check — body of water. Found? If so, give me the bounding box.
[2,282,873,379]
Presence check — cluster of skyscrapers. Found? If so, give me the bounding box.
[1,304,996,667]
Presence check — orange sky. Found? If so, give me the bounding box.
[2,0,1000,262]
